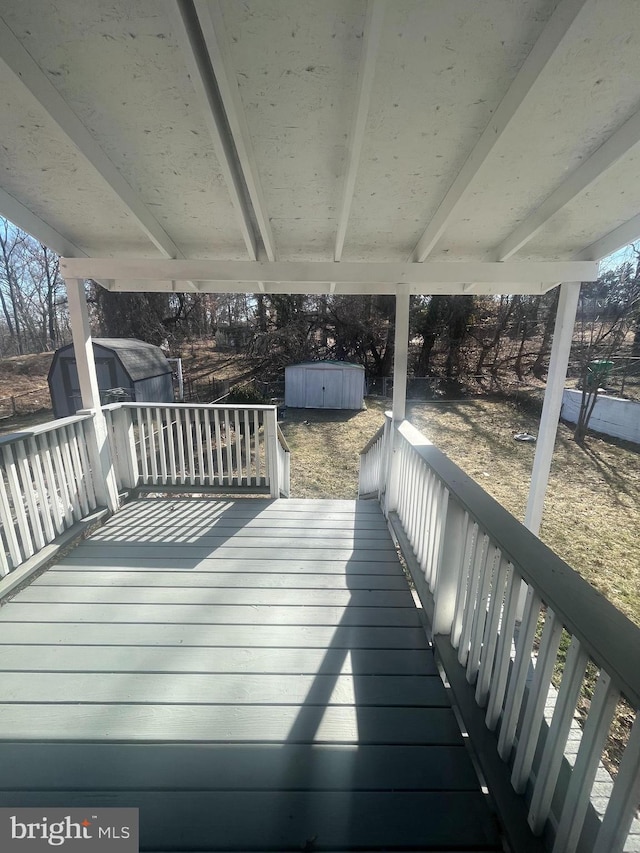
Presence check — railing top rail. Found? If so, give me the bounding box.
[276,426,290,453]
[359,422,386,456]
[101,402,278,413]
[0,413,93,448]
[394,418,640,709]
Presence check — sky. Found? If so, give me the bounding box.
[599,242,638,273]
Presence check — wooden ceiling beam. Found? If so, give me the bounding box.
[60,257,597,287]
[194,0,277,261]
[498,107,640,260]
[408,0,588,262]
[0,17,180,260]
[0,188,87,259]
[574,212,640,263]
[334,0,386,262]
[170,0,259,260]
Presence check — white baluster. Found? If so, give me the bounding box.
[553,670,619,853]
[498,587,542,761]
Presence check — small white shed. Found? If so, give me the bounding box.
[285,362,365,410]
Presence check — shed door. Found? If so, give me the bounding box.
[61,357,116,411]
[304,368,343,409]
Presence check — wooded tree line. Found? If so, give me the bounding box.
[1,218,638,400]
[0,219,69,354]
[90,287,568,386]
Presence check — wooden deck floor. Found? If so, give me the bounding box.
[0,498,502,852]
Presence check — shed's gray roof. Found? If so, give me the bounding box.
[57,338,171,382]
[286,361,365,371]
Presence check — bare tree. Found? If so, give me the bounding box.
[0,219,69,355]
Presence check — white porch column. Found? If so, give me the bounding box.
[65,278,119,512]
[524,281,581,535]
[392,287,410,421]
[66,278,102,410]
[386,288,410,514]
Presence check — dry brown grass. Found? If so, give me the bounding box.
[406,399,640,628]
[279,402,389,499]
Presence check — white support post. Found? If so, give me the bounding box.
[66,278,102,411]
[378,411,393,503]
[386,290,410,515]
[392,288,410,422]
[113,405,139,489]
[524,282,581,535]
[517,282,580,617]
[432,496,466,635]
[265,407,279,499]
[66,278,119,512]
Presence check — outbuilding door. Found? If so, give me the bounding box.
[61,356,116,413]
[304,368,343,409]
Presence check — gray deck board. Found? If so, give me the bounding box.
[34,570,411,589]
[0,646,438,674]
[0,743,478,790]
[56,557,405,573]
[0,602,421,626]
[76,543,399,561]
[0,672,449,705]
[92,524,393,539]
[14,586,415,607]
[0,791,501,851]
[0,622,428,647]
[0,704,463,743]
[0,497,502,851]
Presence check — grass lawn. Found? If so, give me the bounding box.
[280,397,640,629]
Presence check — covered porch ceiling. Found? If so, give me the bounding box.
[1,0,639,294]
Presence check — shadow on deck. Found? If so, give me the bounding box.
[0,497,503,851]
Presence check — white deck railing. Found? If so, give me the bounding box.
[358,420,388,499]
[360,413,640,853]
[276,425,291,499]
[0,403,290,582]
[0,414,99,576]
[103,402,290,498]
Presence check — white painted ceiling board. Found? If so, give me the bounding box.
[343,0,560,261]
[521,148,640,260]
[218,0,366,261]
[0,64,152,256]
[0,0,638,275]
[433,0,640,260]
[0,0,250,258]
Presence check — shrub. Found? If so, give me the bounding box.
[226,381,266,404]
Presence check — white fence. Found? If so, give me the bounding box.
[562,389,640,445]
[103,403,289,498]
[0,414,99,576]
[359,413,640,853]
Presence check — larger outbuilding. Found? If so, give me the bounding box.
[284,361,365,410]
[48,338,174,418]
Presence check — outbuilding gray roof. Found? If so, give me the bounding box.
[91,339,171,382]
[54,338,171,383]
[287,361,364,370]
